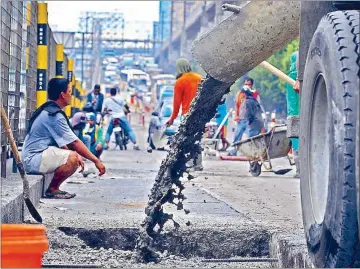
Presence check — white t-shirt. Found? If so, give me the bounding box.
[103,96,125,117]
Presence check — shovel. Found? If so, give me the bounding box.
[0,104,42,223]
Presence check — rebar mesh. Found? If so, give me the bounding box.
[1,1,11,147]
[1,1,11,177]
[8,1,23,142]
[1,1,37,177]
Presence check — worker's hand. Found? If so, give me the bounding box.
[95,143,103,152]
[294,80,300,93]
[234,116,239,123]
[77,153,85,173]
[95,160,106,176]
[92,100,96,105]
[166,119,174,127]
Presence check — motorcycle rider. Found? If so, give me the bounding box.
[103,87,140,150]
[85,84,104,113]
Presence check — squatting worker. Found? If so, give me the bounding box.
[21,78,106,199]
[166,58,203,171]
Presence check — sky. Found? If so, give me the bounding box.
[47,1,159,33]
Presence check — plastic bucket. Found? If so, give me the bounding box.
[1,224,49,268]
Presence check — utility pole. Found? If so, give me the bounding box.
[168,1,174,72]
[161,11,164,45]
[81,32,85,84]
[180,0,187,57]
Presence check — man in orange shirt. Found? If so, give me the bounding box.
[166,58,202,126]
[166,58,203,170]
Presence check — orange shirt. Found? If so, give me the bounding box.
[170,72,202,120]
[235,91,246,119]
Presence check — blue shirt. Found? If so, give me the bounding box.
[21,111,78,174]
[216,103,228,126]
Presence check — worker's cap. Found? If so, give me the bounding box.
[86,112,96,122]
[94,84,101,90]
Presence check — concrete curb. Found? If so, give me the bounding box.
[1,174,52,223]
[269,232,314,268]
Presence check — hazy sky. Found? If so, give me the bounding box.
[48,1,159,32]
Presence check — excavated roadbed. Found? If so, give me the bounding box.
[43,226,272,268]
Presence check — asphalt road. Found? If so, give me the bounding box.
[34,118,304,267]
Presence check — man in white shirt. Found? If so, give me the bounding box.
[103,88,139,150]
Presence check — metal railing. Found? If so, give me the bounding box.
[1,2,85,178]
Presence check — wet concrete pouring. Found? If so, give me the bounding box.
[135,77,233,262]
[29,76,307,267]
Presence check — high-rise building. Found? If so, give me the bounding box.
[157,1,171,43]
[170,1,200,36]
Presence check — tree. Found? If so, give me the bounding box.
[191,37,299,115]
[234,38,300,114]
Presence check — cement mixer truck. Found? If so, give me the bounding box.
[191,1,359,267]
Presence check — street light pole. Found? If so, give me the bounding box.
[81,32,85,83]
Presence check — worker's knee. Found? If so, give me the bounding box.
[67,151,79,169]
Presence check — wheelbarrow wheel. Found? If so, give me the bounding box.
[250,161,261,177]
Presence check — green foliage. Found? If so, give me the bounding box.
[190,38,299,115]
[232,38,299,114]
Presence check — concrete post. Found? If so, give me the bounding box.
[55,44,64,78]
[36,3,48,108]
[66,59,74,117]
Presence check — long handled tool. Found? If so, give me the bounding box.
[259,61,296,86]
[0,104,42,223]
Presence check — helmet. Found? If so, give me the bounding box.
[161,106,172,118]
[71,112,86,127]
[86,112,96,122]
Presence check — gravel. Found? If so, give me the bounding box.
[43,228,273,268]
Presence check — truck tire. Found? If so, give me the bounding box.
[300,10,359,268]
[357,62,360,242]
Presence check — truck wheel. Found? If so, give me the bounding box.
[300,10,359,268]
[357,55,360,241]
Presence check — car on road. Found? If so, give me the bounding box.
[151,74,176,101]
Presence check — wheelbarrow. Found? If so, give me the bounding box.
[233,125,295,177]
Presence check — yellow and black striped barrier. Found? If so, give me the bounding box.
[36,2,48,108]
[55,44,64,78]
[66,58,74,117]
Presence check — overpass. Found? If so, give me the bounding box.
[155,0,241,73]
